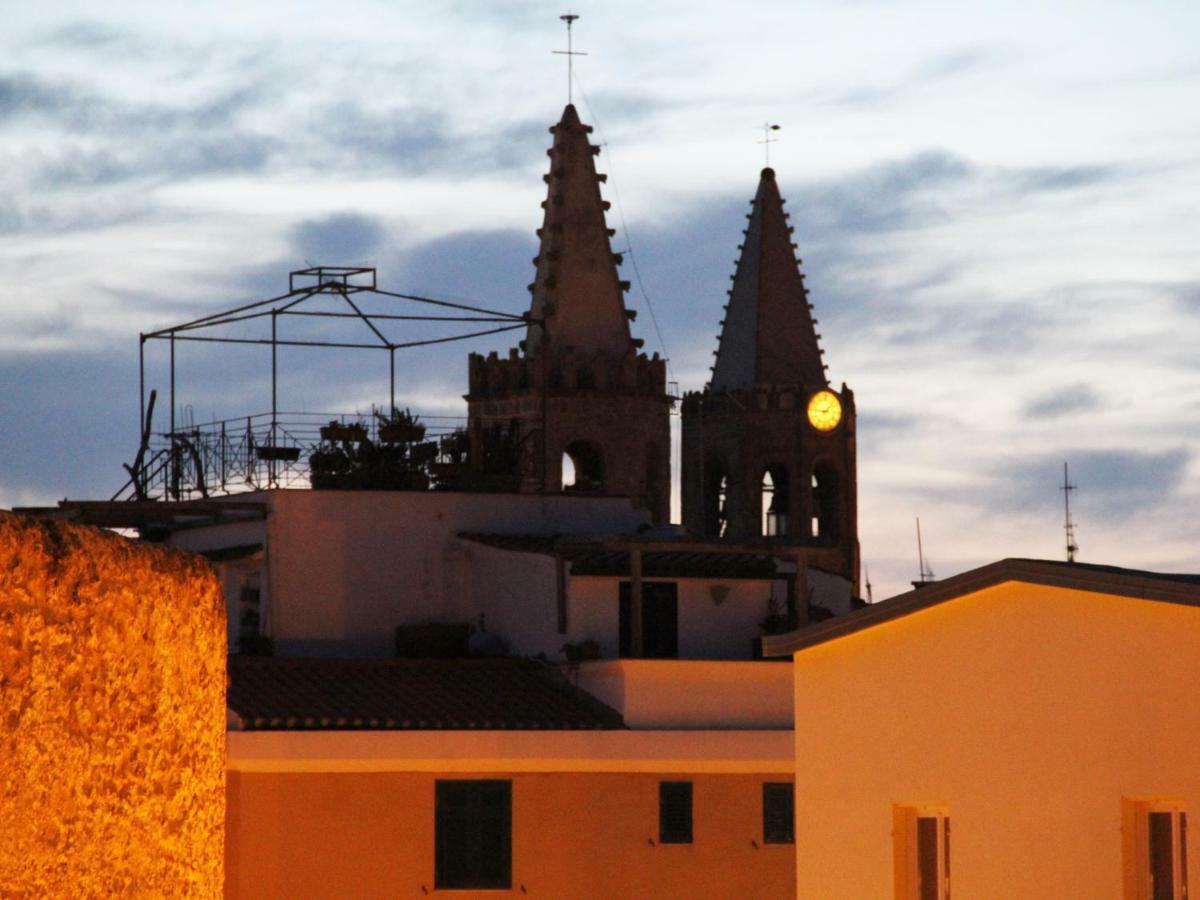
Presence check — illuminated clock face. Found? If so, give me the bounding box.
[807,389,843,432]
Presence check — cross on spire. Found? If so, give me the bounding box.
[553,13,587,105]
[757,122,781,167]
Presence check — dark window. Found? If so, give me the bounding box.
[435,780,511,890]
[619,582,678,659]
[1150,811,1176,900]
[659,781,693,844]
[916,816,938,900]
[763,783,794,844]
[1182,813,1189,897]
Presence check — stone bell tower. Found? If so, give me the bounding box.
[681,167,858,589]
[466,105,672,522]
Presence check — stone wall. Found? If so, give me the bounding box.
[0,513,226,896]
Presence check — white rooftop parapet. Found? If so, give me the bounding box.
[572,659,794,730]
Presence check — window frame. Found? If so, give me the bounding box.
[434,779,513,891]
[893,804,950,900]
[1124,799,1189,900]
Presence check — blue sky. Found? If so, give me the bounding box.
[2,1,1197,599]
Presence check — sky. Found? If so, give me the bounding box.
[2,1,1198,600]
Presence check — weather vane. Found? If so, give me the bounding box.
[757,122,781,167]
[553,13,587,105]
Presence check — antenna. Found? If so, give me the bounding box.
[914,517,935,587]
[756,122,781,167]
[553,13,587,105]
[1061,461,1079,562]
[864,563,874,604]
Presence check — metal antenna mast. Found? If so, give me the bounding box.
[915,517,935,587]
[554,13,586,104]
[1061,461,1079,562]
[757,123,781,167]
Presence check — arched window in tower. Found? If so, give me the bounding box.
[643,443,660,511]
[703,458,729,538]
[762,465,790,537]
[811,462,839,541]
[562,440,605,493]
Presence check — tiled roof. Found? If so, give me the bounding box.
[460,533,783,579]
[227,656,626,731]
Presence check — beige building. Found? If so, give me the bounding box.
[765,558,1200,899]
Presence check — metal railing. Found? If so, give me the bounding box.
[115,409,467,501]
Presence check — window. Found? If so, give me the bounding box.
[894,805,950,900]
[619,582,678,659]
[810,462,839,541]
[704,458,729,538]
[761,465,789,537]
[435,780,512,890]
[659,781,693,844]
[562,440,604,492]
[763,783,794,844]
[1125,800,1189,900]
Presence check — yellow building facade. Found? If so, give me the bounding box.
[224,727,796,899]
[766,559,1200,899]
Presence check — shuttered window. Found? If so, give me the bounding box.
[659,781,693,844]
[895,806,949,900]
[763,782,794,844]
[435,780,512,890]
[1127,801,1189,900]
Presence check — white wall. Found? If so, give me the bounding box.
[238,490,646,655]
[167,489,845,662]
[568,576,773,661]
[573,659,794,729]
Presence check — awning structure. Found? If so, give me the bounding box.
[459,532,808,580]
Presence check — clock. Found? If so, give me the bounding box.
[806,389,842,432]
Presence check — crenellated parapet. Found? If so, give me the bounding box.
[468,347,667,400]
[682,383,855,419]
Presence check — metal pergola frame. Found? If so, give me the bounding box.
[127,265,539,497]
[140,265,533,443]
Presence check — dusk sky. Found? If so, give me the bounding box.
[2,1,1197,599]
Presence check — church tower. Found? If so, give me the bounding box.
[466,105,672,522]
[681,167,858,589]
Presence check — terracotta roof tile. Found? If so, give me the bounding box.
[227,657,626,731]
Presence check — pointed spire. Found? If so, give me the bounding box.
[525,104,634,357]
[710,167,826,390]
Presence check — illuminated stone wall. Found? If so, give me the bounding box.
[0,513,226,896]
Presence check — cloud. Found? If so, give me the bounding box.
[825,44,1015,109]
[1023,384,1103,418]
[987,448,1190,517]
[0,347,139,502]
[795,150,973,238]
[290,213,387,265]
[396,228,537,310]
[1169,281,1200,312]
[1006,164,1122,194]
